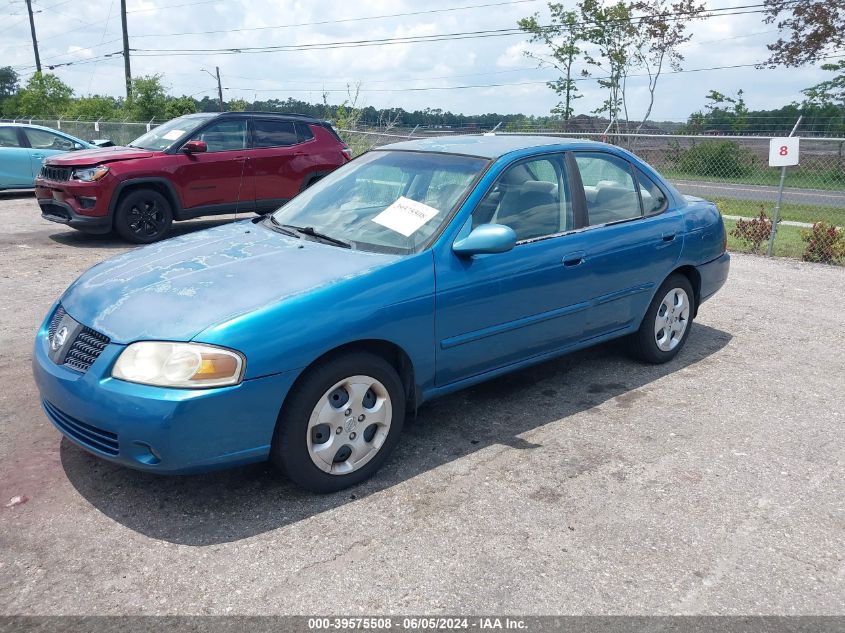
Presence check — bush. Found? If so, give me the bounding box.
[678,141,755,178]
[800,221,845,264]
[730,208,772,254]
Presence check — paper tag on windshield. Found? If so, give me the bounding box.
[371,196,439,237]
[163,129,185,140]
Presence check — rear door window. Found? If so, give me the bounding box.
[253,120,298,148]
[574,153,642,226]
[636,169,668,215]
[295,123,314,143]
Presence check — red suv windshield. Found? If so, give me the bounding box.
[128,114,216,151]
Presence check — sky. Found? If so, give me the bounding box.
[0,0,838,122]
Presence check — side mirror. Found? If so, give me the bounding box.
[182,140,207,153]
[453,223,517,257]
[72,142,85,151]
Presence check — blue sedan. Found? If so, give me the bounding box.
[33,135,729,492]
[0,123,97,189]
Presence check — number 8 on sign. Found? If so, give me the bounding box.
[769,137,799,167]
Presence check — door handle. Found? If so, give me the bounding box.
[562,251,586,267]
[32,154,44,160]
[662,232,677,242]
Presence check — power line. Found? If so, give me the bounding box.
[126,3,796,56]
[219,54,845,94]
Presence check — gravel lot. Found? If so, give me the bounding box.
[0,192,843,615]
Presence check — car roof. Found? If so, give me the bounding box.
[215,111,331,125]
[0,122,70,132]
[382,134,603,159]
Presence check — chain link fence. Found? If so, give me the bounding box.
[5,118,843,265]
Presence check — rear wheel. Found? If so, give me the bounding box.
[114,188,173,244]
[271,352,405,493]
[631,274,695,364]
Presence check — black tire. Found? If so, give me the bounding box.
[631,273,695,364]
[114,188,173,244]
[271,352,406,493]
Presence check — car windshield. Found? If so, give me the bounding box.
[128,114,216,150]
[269,150,489,254]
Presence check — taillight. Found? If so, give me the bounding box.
[341,147,353,161]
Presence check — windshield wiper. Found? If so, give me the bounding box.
[282,224,351,249]
[264,215,300,238]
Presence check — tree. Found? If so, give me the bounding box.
[518,6,585,121]
[127,74,167,121]
[630,0,705,132]
[578,0,637,131]
[801,59,845,108]
[226,98,249,112]
[15,72,73,117]
[165,95,198,119]
[704,89,749,132]
[66,95,122,120]
[0,66,19,101]
[763,0,844,67]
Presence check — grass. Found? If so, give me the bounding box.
[714,198,845,226]
[723,217,807,260]
[662,167,845,192]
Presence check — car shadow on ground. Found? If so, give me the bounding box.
[61,324,732,546]
[47,216,247,249]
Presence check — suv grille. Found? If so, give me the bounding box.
[47,305,110,373]
[40,165,72,182]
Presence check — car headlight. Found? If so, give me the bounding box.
[71,166,109,182]
[112,342,245,388]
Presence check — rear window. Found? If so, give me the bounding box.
[253,120,298,148]
[296,123,314,143]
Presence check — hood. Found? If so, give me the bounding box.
[60,221,400,344]
[45,146,158,166]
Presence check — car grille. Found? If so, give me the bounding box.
[48,305,111,373]
[42,399,119,456]
[40,165,72,182]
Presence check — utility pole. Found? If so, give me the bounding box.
[25,0,41,73]
[120,0,132,100]
[215,66,224,111]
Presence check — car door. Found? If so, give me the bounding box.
[247,118,315,213]
[571,151,684,337]
[22,127,78,179]
[434,153,596,386]
[174,116,252,214]
[0,127,36,188]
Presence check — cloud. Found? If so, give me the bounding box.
[1,0,836,121]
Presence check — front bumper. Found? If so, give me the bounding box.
[35,177,113,234]
[32,305,299,474]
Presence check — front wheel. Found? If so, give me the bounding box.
[631,274,695,364]
[114,188,173,244]
[271,352,405,493]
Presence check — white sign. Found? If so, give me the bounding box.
[162,129,185,141]
[371,196,440,237]
[769,137,799,167]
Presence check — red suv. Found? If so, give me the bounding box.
[35,112,352,243]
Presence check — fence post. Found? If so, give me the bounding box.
[766,116,802,257]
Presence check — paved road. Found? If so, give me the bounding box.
[673,180,845,208]
[1,196,843,615]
